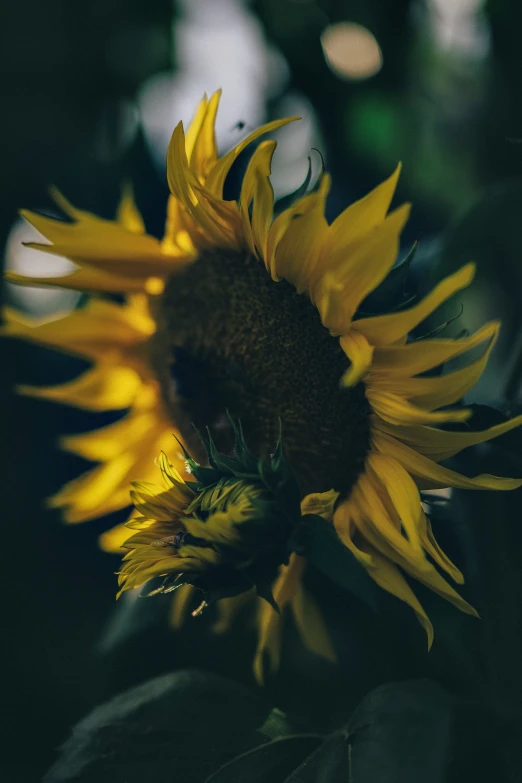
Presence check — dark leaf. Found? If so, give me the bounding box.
[359,242,417,314]
[347,679,454,783]
[291,515,381,611]
[206,735,322,783]
[284,734,349,782]
[44,670,270,783]
[258,708,295,741]
[464,404,522,453]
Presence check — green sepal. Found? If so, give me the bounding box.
[273,156,314,216]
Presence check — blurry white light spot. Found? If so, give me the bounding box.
[270,92,322,199]
[321,22,383,81]
[4,218,80,319]
[138,0,290,168]
[428,0,490,59]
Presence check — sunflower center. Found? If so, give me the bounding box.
[151,249,371,495]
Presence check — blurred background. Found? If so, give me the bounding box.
[2,1,522,781]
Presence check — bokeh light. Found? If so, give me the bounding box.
[4,218,80,318]
[320,22,383,81]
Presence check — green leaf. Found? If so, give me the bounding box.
[291,515,381,612]
[347,679,453,783]
[258,708,294,741]
[284,734,349,782]
[206,735,322,783]
[43,670,271,783]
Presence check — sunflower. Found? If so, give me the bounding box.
[4,91,522,680]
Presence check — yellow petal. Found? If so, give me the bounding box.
[316,204,411,335]
[353,263,475,346]
[169,584,197,629]
[20,207,180,278]
[19,364,141,411]
[189,90,221,178]
[53,420,183,523]
[377,413,522,462]
[359,541,434,649]
[271,174,331,288]
[366,452,425,551]
[333,500,374,567]
[325,163,402,258]
[49,451,136,520]
[291,586,337,664]
[372,322,499,377]
[212,590,255,634]
[419,510,464,584]
[5,266,151,294]
[253,554,304,684]
[116,182,146,234]
[340,330,374,386]
[205,116,300,199]
[367,389,471,426]
[352,463,424,556]
[239,140,276,261]
[373,430,522,491]
[1,298,153,360]
[354,512,476,625]
[166,123,237,247]
[98,523,131,553]
[372,325,499,410]
[60,411,160,462]
[300,489,340,520]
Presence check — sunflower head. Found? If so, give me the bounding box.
[118,420,302,608]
